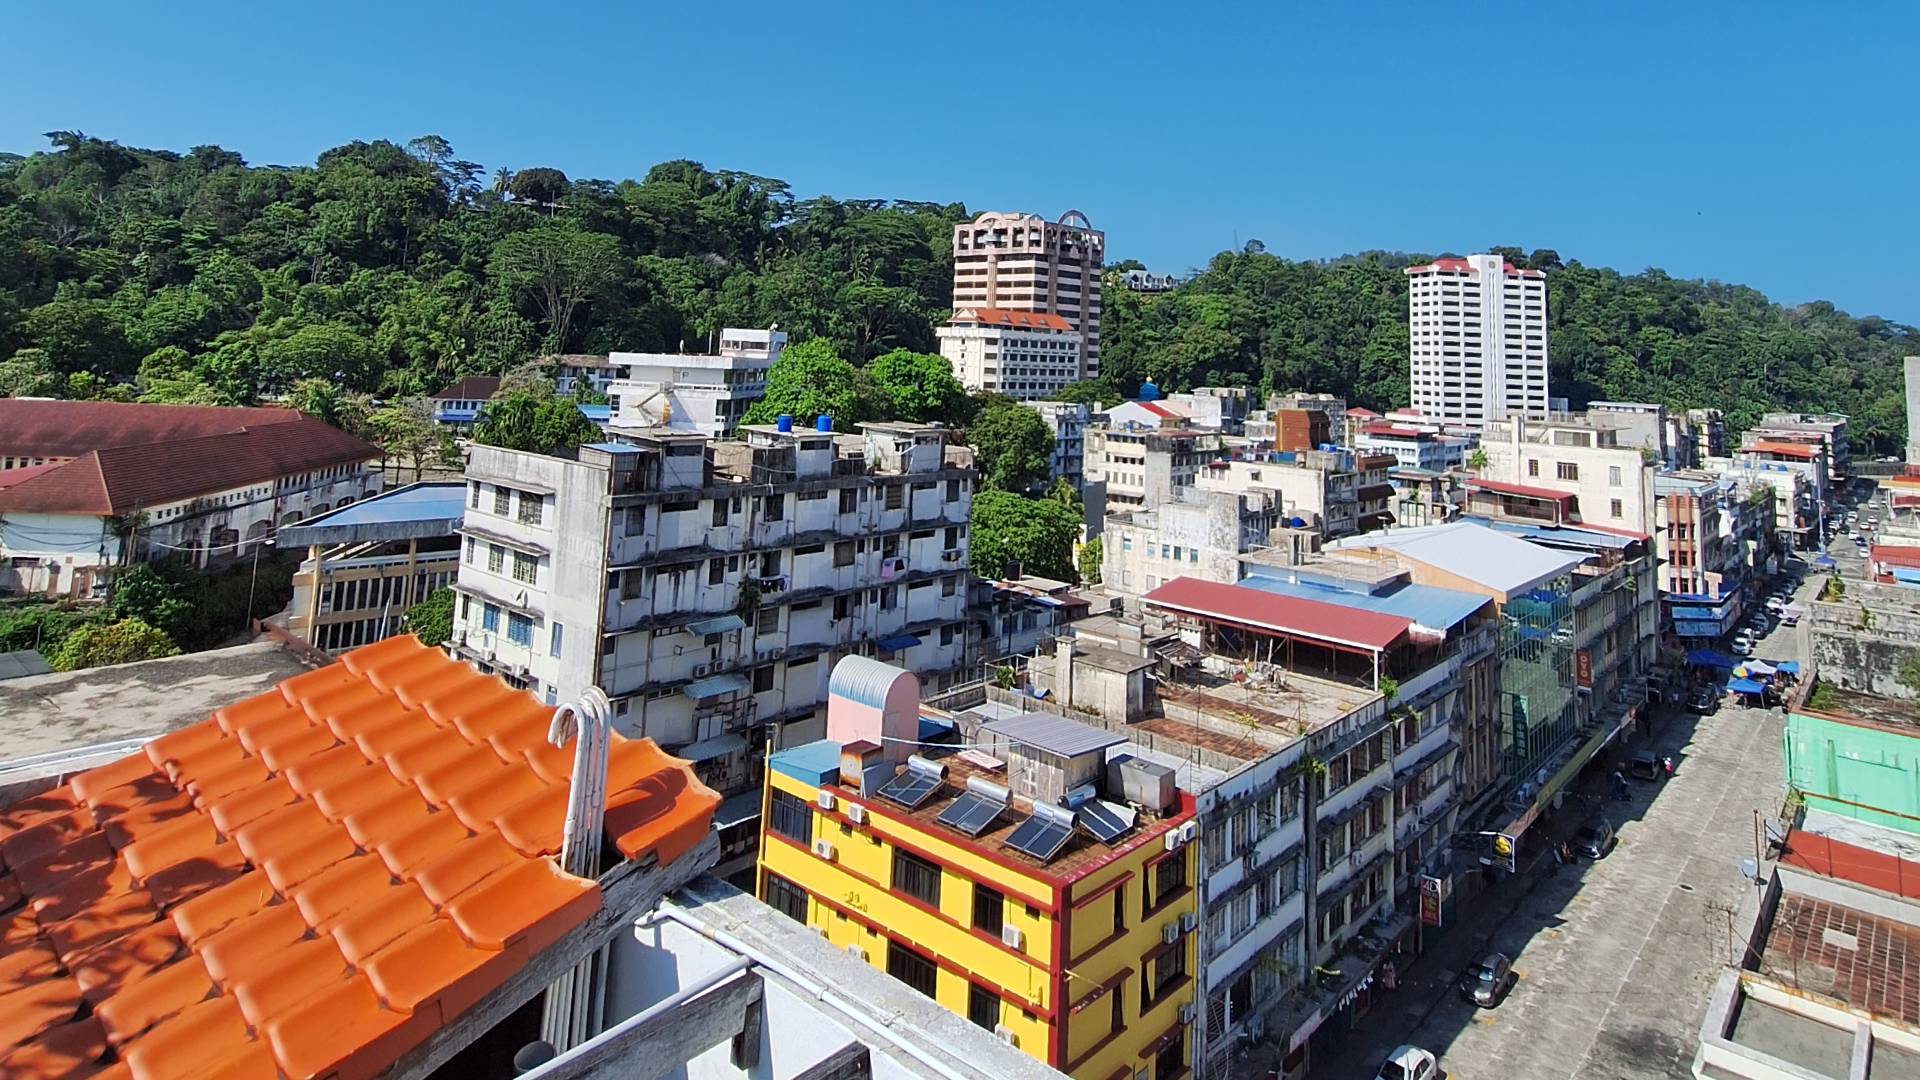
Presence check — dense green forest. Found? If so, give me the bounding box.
[1,133,1913,450]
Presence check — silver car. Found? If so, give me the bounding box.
[1460,952,1513,1007]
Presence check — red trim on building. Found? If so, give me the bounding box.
[1466,477,1577,503]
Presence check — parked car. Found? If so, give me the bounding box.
[1731,639,1752,657]
[1688,688,1720,713]
[1765,596,1787,613]
[1573,819,1616,859]
[1459,952,1513,1007]
[1630,750,1661,779]
[1375,1045,1441,1080]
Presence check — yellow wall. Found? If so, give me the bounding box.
[759,767,1198,1079]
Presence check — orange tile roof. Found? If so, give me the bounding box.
[0,634,718,1080]
[949,307,1075,332]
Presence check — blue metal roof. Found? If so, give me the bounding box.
[1237,572,1487,632]
[582,441,642,454]
[275,483,467,547]
[769,739,843,786]
[578,404,611,422]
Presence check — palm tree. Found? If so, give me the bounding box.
[492,167,514,197]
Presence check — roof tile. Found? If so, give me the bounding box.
[0,1016,108,1079]
[0,636,719,1077]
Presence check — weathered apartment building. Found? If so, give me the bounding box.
[448,421,976,867]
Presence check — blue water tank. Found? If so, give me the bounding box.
[776,414,793,433]
[1140,380,1161,402]
[815,415,833,432]
[1290,515,1307,528]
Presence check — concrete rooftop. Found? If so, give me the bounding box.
[0,639,312,761]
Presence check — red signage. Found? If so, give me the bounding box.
[1419,874,1447,926]
[1575,649,1593,689]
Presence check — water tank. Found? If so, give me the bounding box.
[1106,754,1176,812]
[1290,515,1307,528]
[776,414,793,433]
[1139,380,1161,402]
[815,415,833,432]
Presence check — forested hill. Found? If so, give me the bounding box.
[0,134,1912,451]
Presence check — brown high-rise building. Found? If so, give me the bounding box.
[939,211,1104,398]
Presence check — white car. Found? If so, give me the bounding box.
[1375,1045,1441,1080]
[1765,597,1787,613]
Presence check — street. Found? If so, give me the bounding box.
[1305,573,1811,1080]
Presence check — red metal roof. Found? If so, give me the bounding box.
[0,635,719,1079]
[1141,577,1411,652]
[949,308,1074,332]
[1344,407,1379,418]
[0,420,380,516]
[1751,441,1817,460]
[1467,478,1577,503]
[0,464,59,490]
[1871,545,1920,570]
[1362,422,1427,439]
[0,400,304,460]
[431,376,503,402]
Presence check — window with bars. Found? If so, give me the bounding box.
[517,495,543,526]
[506,612,533,646]
[972,884,1004,936]
[767,790,811,845]
[512,551,537,584]
[487,545,505,574]
[493,487,511,515]
[967,982,999,1030]
[892,849,942,907]
[887,941,937,998]
[763,873,808,922]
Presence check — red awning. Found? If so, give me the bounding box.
[1141,577,1410,652]
[1467,478,1576,503]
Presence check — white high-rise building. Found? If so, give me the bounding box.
[1406,254,1549,428]
[941,211,1104,394]
[606,327,785,438]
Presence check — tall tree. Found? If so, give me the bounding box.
[738,338,883,431]
[866,348,973,426]
[965,397,1054,493]
[488,221,624,352]
[969,490,1078,582]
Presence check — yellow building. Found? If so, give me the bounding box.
[758,659,1200,1080]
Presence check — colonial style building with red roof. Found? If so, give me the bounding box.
[0,400,381,598]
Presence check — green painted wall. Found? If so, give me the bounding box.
[1784,711,1920,833]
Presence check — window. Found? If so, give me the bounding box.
[1111,977,1127,1035]
[1143,940,1187,1012]
[762,495,784,522]
[1527,459,1539,478]
[625,507,644,535]
[1557,461,1579,481]
[752,665,775,693]
[1609,465,1623,486]
[512,551,537,584]
[1154,1030,1186,1080]
[968,982,1000,1030]
[517,494,543,526]
[887,941,937,998]
[469,483,481,509]
[973,883,1005,936]
[768,790,812,844]
[834,541,855,567]
[892,849,942,906]
[493,487,510,515]
[481,604,500,632]
[940,625,955,646]
[464,537,475,564]
[756,607,780,634]
[1610,499,1624,518]
[1113,885,1127,935]
[839,488,858,514]
[487,545,505,574]
[549,623,564,658]
[885,485,904,511]
[1147,855,1187,916]
[763,873,808,922]
[709,558,725,586]
[712,499,729,527]
[507,613,533,646]
[947,479,962,502]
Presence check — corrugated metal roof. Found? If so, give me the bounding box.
[982,714,1126,758]
[1142,576,1411,652]
[684,673,750,699]
[828,655,915,709]
[1465,516,1638,551]
[1237,573,1488,632]
[1329,522,1583,596]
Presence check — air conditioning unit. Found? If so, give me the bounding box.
[1179,912,1197,934]
[694,663,710,677]
[941,549,961,562]
[1161,923,1179,946]
[1178,1002,1196,1025]
[1180,821,1199,844]
[993,1025,1017,1047]
[816,791,836,811]
[812,839,836,861]
[1350,850,1363,867]
[1164,831,1182,853]
[845,803,867,825]
[1000,924,1024,950]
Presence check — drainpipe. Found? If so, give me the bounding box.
[543,686,613,1052]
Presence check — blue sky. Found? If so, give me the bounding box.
[4,1,1916,322]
